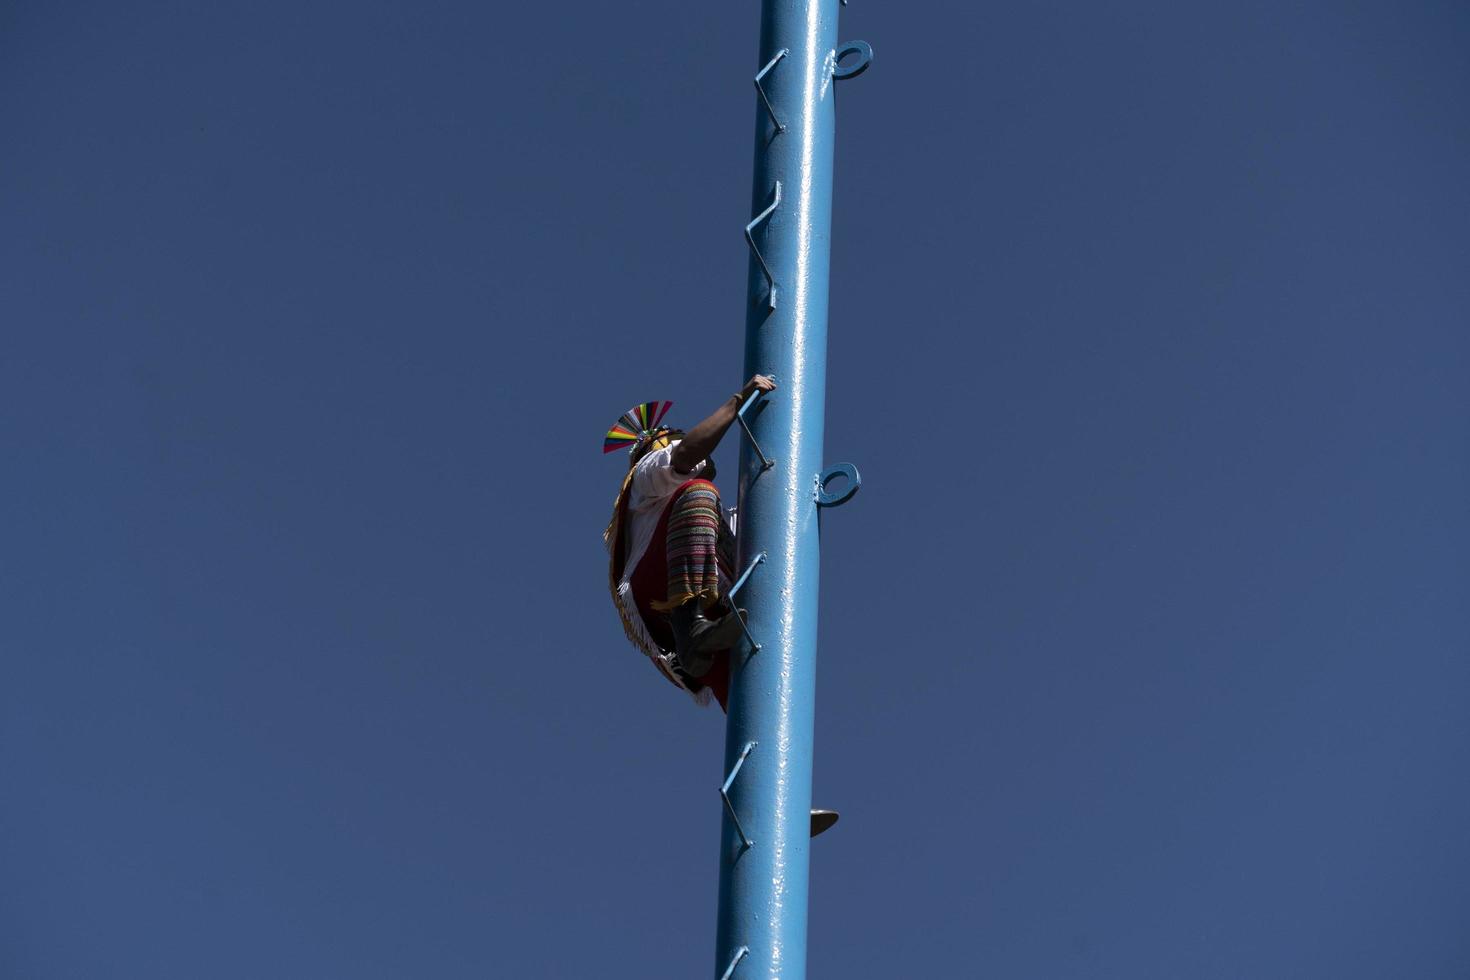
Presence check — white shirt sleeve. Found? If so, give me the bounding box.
[629,443,706,511]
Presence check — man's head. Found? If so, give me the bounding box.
[629,427,718,480]
[630,427,683,468]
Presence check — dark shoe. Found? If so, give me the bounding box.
[810,809,840,837]
[669,600,745,677]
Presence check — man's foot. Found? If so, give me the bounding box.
[670,600,745,677]
[810,809,840,837]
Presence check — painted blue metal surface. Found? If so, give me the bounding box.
[716,1,869,976]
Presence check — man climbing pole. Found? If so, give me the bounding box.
[602,376,838,836]
[603,375,776,709]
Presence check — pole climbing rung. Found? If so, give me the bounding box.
[726,552,765,653]
[744,181,781,311]
[720,741,757,850]
[720,946,749,980]
[754,48,789,134]
[736,387,774,471]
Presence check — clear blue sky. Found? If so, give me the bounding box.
[4,1,1468,977]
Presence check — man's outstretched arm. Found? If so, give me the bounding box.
[671,375,777,474]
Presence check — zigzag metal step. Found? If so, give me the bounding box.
[744,180,781,311]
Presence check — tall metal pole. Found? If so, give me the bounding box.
[716,2,869,976]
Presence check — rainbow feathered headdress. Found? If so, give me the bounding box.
[602,400,673,455]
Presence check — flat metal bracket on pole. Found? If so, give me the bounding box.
[830,40,873,81]
[815,462,861,507]
[720,741,758,850]
[744,181,781,311]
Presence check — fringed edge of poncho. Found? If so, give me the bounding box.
[605,468,712,707]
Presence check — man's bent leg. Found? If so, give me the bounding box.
[656,481,742,676]
[662,481,724,609]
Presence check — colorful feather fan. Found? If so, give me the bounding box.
[603,400,673,454]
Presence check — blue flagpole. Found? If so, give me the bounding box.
[716,2,870,976]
